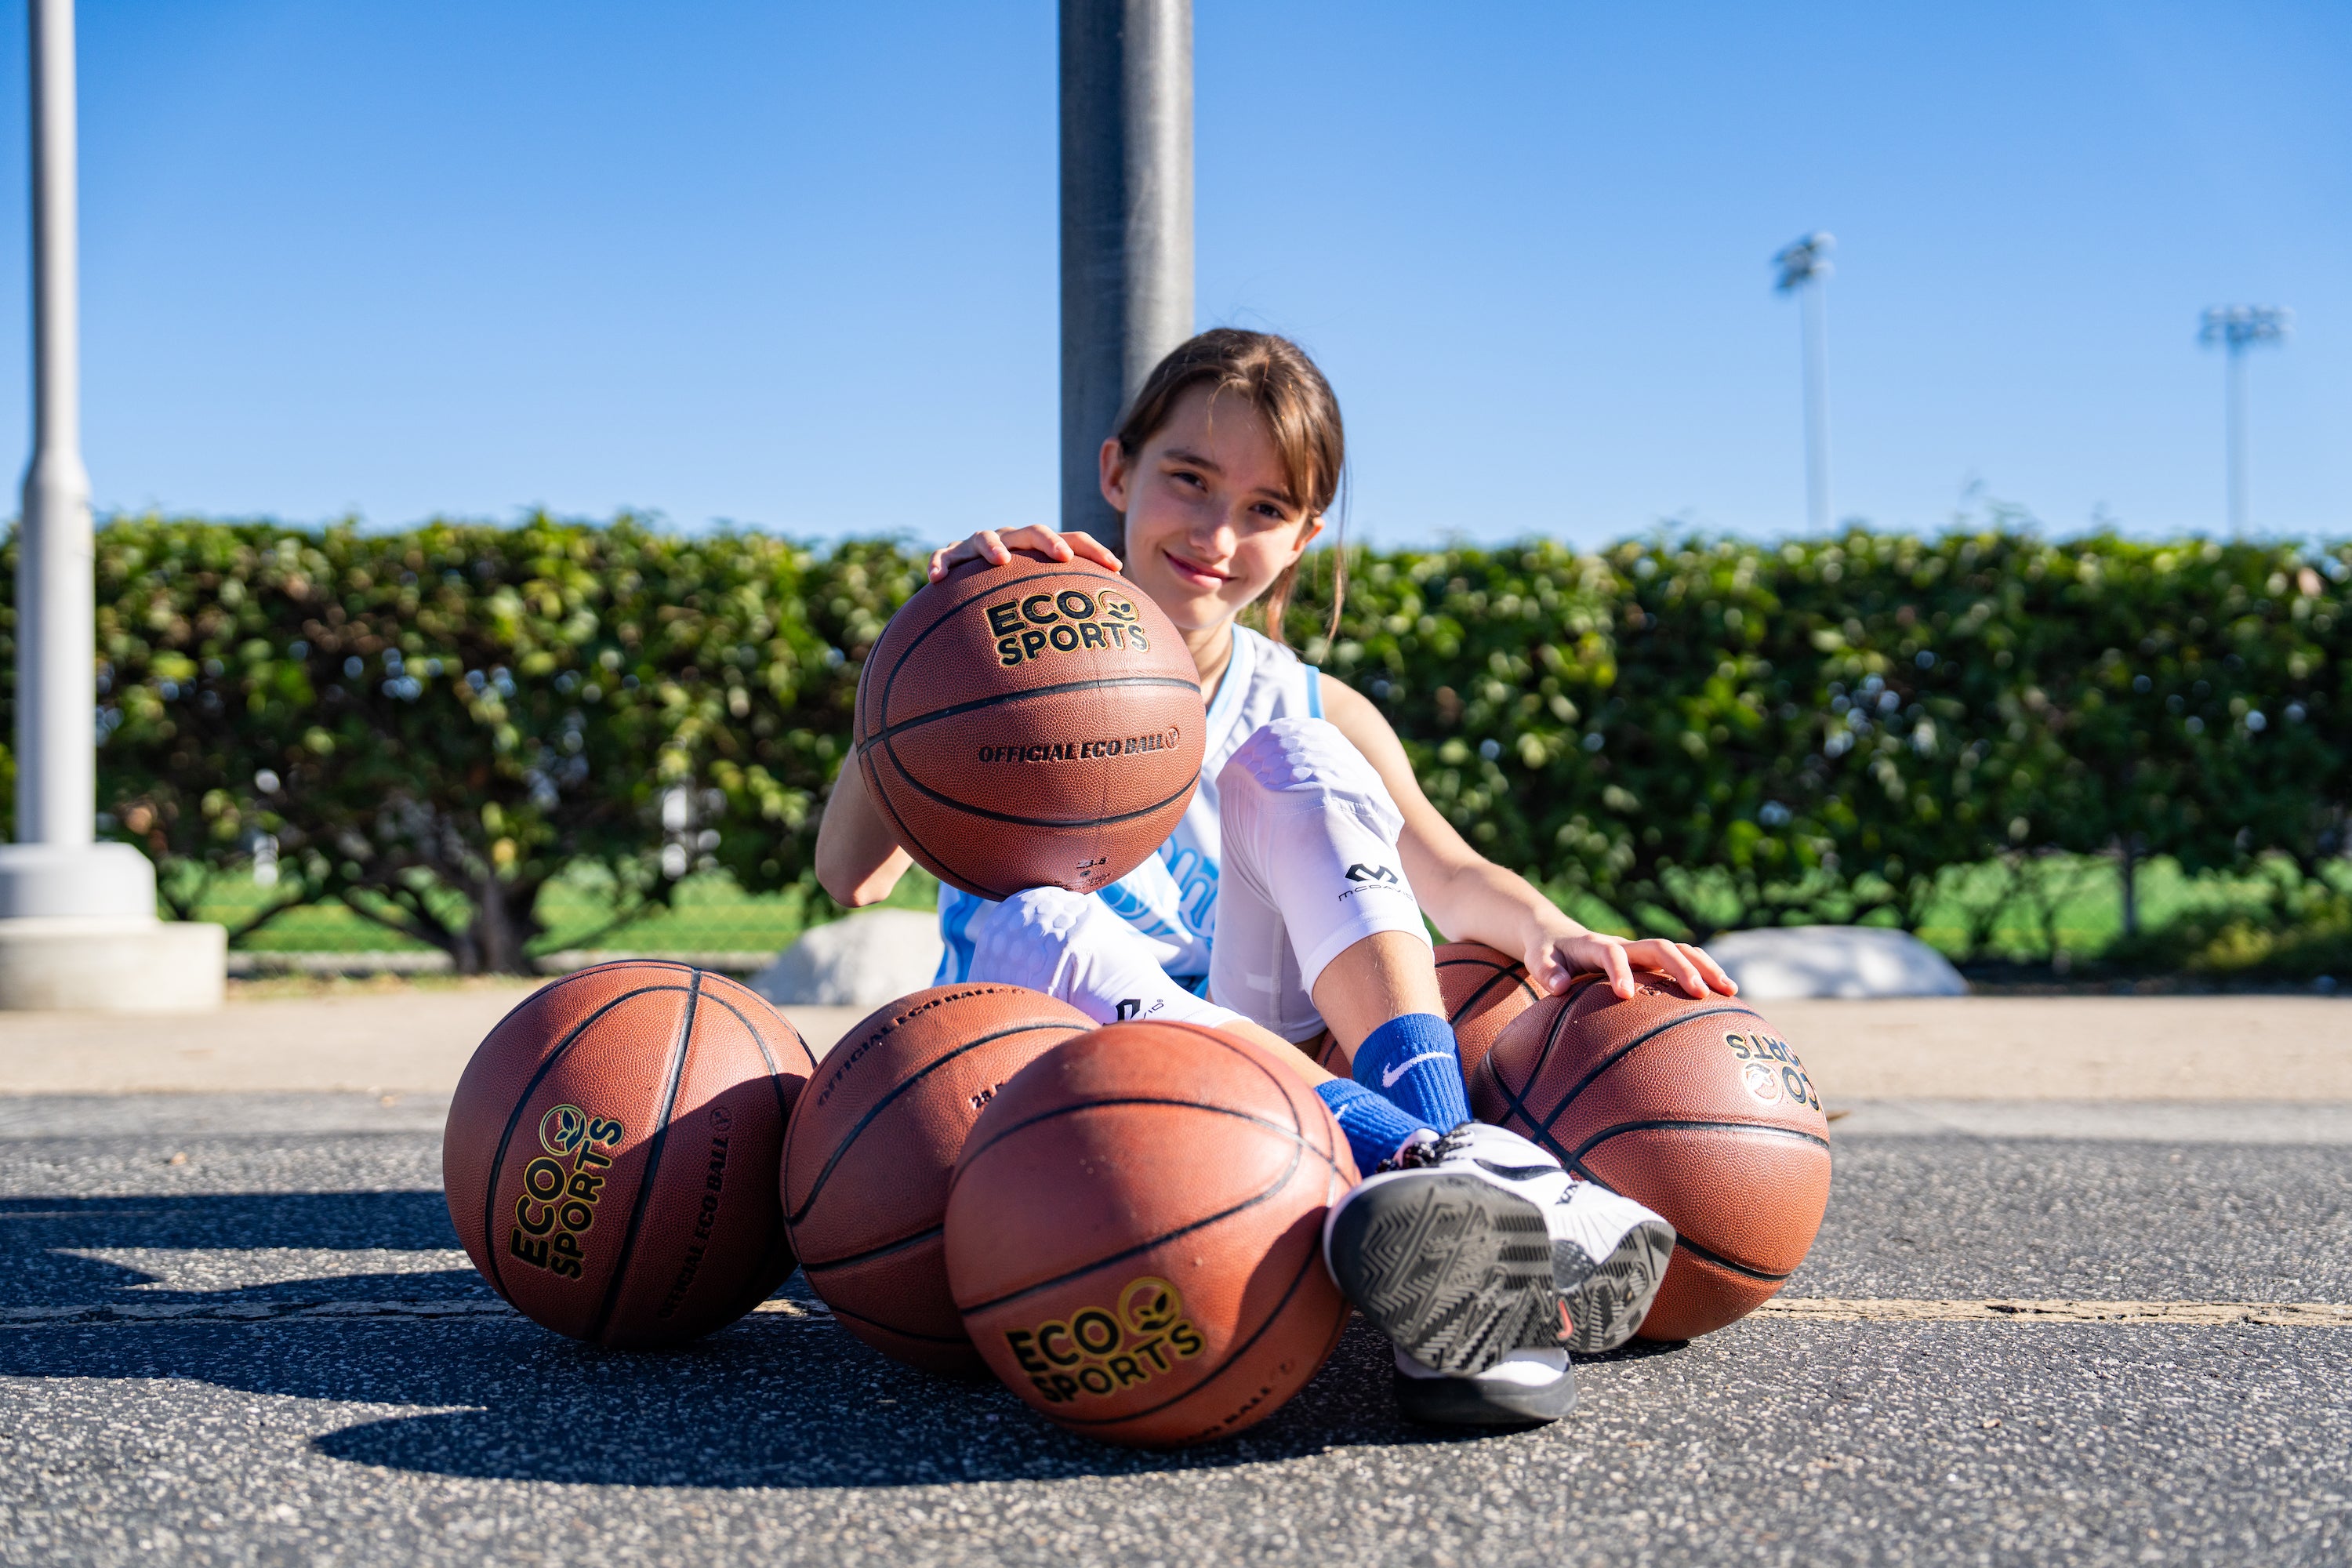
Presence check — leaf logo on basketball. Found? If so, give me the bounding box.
[1725,1030,1822,1112]
[1003,1275,1205,1404]
[539,1104,588,1156]
[1120,1277,1181,1335]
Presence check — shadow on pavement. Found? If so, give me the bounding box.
[0,1192,477,1306]
[0,1308,1504,1488]
[0,1190,1549,1486]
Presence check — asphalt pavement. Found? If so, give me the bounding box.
[1,1095,2347,1566]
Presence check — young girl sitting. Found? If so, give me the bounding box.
[816,328,1734,1426]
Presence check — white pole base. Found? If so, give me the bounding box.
[0,840,159,918]
[0,914,226,1011]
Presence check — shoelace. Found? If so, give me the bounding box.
[1377,1122,1479,1174]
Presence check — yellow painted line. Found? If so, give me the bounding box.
[1758,1298,2352,1327]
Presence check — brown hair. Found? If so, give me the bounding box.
[1112,328,1346,648]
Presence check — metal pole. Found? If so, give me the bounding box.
[2224,343,2248,536]
[1800,278,1831,534]
[1060,0,1193,554]
[19,0,92,850]
[2200,305,2288,539]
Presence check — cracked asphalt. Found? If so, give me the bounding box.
[1,1094,2347,1566]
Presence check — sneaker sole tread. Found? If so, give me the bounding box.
[1326,1173,1559,1377]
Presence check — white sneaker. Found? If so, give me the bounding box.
[1322,1128,1559,1377]
[1391,1344,1578,1426]
[1452,1122,1678,1354]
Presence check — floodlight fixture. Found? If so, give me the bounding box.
[1774,231,1834,293]
[2199,305,2291,535]
[1774,232,1835,531]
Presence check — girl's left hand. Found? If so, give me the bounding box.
[1525,927,1737,1002]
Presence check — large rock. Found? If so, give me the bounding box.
[1704,924,1967,1000]
[750,908,946,1008]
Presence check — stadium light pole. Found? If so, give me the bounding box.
[1060,0,1193,554]
[1773,232,1834,534]
[0,0,222,1006]
[2199,305,2289,536]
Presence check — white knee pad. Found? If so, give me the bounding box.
[1210,717,1430,1038]
[969,886,1244,1032]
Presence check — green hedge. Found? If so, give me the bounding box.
[1278,526,2348,946]
[4,514,2343,971]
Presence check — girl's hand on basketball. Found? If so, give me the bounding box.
[1534,930,1737,1002]
[927,524,1123,583]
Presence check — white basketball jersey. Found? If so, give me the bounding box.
[935,623,1322,984]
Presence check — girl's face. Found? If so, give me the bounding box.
[1101,385,1323,636]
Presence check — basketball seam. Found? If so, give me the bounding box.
[956,1087,1346,1187]
[1565,1116,1832,1164]
[475,982,695,1305]
[588,968,703,1343]
[859,746,993,897]
[1563,1116,1828,1275]
[799,1221,943,1274]
[1450,964,1526,1022]
[696,985,806,1283]
[858,674,1207,751]
[1179,1023,1345,1174]
[953,1099,1311,1316]
[879,752,1200,834]
[784,1016,1090,1227]
[779,985,1026,1174]
[825,1296,971,1346]
[1533,1003,1769,1134]
[1664,1232,1798,1283]
[1483,1003,1566,1153]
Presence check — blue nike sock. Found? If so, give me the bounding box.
[1350,1012,1472,1133]
[1314,1079,1431,1174]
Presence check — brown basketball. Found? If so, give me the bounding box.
[1436,941,1541,1081]
[855,550,1207,899]
[1468,973,1830,1341]
[946,1022,1357,1447]
[1294,1028,1349,1074]
[780,984,1094,1374]
[443,961,815,1348]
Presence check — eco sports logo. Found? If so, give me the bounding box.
[1723,1029,1822,1113]
[985,587,1149,668]
[1003,1276,1205,1404]
[508,1104,624,1279]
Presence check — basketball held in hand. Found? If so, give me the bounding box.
[855,551,1206,899]
[1468,972,1831,1341]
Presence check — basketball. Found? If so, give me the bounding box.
[1435,941,1541,1081]
[780,984,1094,1374]
[855,550,1207,899]
[1468,972,1831,1341]
[443,961,815,1348]
[945,1022,1357,1447]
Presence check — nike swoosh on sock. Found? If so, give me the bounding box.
[1381,1051,1460,1090]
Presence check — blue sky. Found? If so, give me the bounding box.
[0,0,2343,546]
